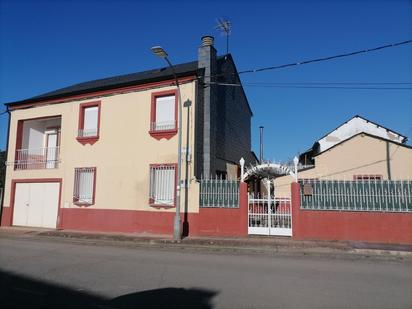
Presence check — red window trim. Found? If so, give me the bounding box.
[149,90,178,140]
[14,120,24,171]
[149,163,177,208]
[353,175,383,181]
[77,101,101,145]
[73,167,97,206]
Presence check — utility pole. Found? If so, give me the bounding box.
[259,126,264,163]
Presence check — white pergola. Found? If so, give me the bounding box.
[239,157,299,183]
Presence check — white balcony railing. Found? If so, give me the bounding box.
[78,128,98,138]
[150,121,176,132]
[14,147,60,170]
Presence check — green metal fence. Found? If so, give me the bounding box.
[199,178,240,208]
[300,180,412,212]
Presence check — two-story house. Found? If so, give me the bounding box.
[0,36,255,234]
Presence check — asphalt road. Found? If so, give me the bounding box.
[0,234,411,309]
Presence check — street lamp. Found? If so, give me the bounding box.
[150,46,183,241]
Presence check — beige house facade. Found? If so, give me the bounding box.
[1,36,254,234]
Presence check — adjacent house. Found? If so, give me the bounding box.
[0,35,255,234]
[275,115,412,196]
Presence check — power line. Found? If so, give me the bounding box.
[206,81,412,90]
[203,39,412,79]
[239,39,412,75]
[390,126,412,159]
[232,82,412,85]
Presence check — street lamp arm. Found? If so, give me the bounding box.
[164,57,180,88]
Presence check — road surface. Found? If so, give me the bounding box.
[0,234,411,308]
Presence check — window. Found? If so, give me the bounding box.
[45,127,60,169]
[77,101,101,144]
[149,90,177,140]
[149,164,176,207]
[73,167,96,205]
[353,175,383,181]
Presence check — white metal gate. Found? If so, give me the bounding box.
[248,194,292,236]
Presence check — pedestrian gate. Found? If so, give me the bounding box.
[248,194,292,236]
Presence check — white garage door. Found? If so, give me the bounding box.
[13,182,60,228]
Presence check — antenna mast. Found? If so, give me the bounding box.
[215,18,232,54]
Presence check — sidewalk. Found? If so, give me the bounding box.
[1,227,411,260]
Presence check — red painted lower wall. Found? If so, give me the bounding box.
[291,183,412,244]
[56,183,250,237]
[60,208,177,234]
[1,207,12,226]
[2,182,248,238]
[60,207,248,237]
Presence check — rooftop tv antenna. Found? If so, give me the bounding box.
[215,18,232,54]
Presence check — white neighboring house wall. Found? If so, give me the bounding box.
[318,116,406,153]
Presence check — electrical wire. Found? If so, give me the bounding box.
[206,81,412,90]
[230,82,412,85]
[239,40,412,75]
[203,39,412,79]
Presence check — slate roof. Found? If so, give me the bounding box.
[5,60,201,107]
[5,54,253,117]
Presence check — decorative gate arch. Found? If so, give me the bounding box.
[239,157,299,236]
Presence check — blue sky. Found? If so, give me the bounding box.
[1,0,411,161]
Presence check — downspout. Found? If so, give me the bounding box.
[0,105,11,224]
[386,141,392,180]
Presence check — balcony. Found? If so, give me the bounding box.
[10,116,61,170]
[15,147,60,170]
[78,128,98,138]
[149,121,177,140]
[150,120,176,132]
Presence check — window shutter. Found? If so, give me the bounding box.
[155,95,175,130]
[83,106,98,136]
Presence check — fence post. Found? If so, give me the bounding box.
[291,182,301,240]
[267,179,271,233]
[240,157,245,182]
[239,182,248,236]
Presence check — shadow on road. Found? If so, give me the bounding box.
[0,270,217,308]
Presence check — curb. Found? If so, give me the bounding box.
[1,227,411,260]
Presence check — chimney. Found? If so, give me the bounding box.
[201,35,214,47]
[198,35,217,177]
[198,35,217,73]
